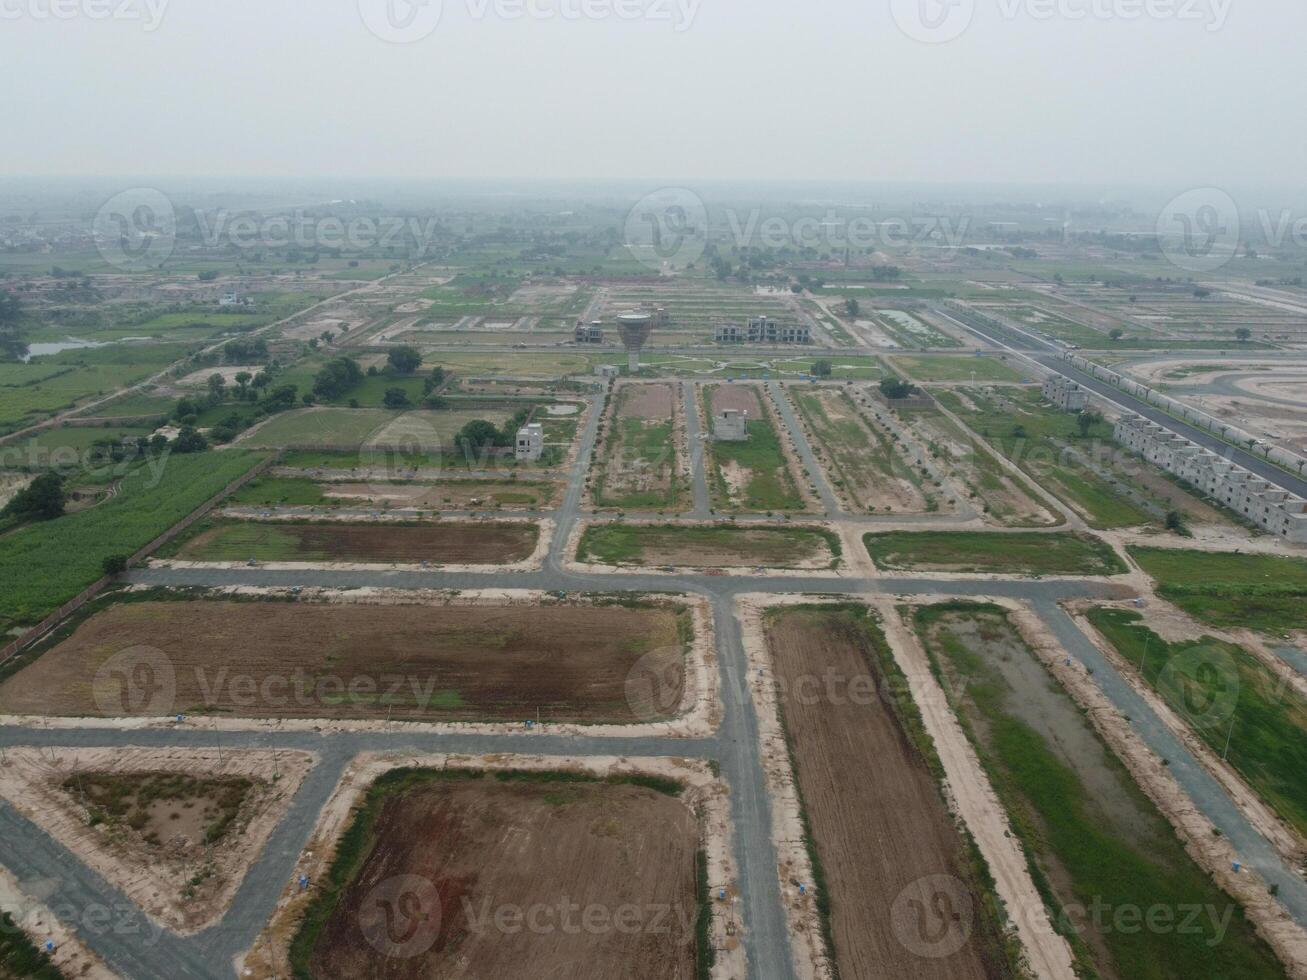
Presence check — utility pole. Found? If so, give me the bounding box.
[1222,715,1236,762]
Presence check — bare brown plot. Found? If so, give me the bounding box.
[619,382,675,420]
[174,520,538,564]
[0,598,687,723]
[710,383,763,416]
[765,606,1013,980]
[324,479,561,510]
[302,773,701,980]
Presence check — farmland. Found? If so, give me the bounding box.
[0,451,265,630]
[236,407,515,451]
[577,523,839,569]
[864,531,1125,576]
[1128,547,1307,635]
[703,384,808,512]
[917,603,1283,980]
[765,605,1016,979]
[0,595,690,724]
[163,518,539,565]
[790,386,932,513]
[317,477,561,510]
[291,768,703,980]
[1087,608,1307,841]
[592,383,684,510]
[888,355,1025,383]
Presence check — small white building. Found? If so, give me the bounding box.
[515,423,544,462]
[595,365,620,380]
[219,291,240,307]
[1043,376,1087,412]
[714,409,748,442]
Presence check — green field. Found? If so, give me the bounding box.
[229,476,328,506]
[918,603,1285,980]
[936,387,1155,528]
[0,450,265,629]
[865,531,1125,576]
[236,407,513,451]
[577,523,838,568]
[703,389,806,512]
[888,354,1026,383]
[0,342,196,434]
[1129,547,1307,635]
[1089,608,1307,841]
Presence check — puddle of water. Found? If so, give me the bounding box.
[1273,646,1307,678]
[20,338,107,362]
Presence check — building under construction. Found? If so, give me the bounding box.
[715,315,811,345]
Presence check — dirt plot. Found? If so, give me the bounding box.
[171,520,538,564]
[323,479,561,510]
[296,771,701,980]
[765,606,1013,980]
[792,387,931,513]
[620,382,676,420]
[710,383,763,416]
[593,383,683,510]
[0,597,687,723]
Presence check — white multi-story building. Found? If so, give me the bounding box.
[515,423,544,462]
[715,316,811,345]
[1114,413,1307,543]
[1043,376,1087,412]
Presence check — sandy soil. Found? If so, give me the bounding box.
[0,747,313,935]
[317,477,563,511]
[710,384,763,417]
[1007,601,1307,978]
[589,382,684,510]
[236,753,743,980]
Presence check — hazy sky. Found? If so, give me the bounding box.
[3,0,1304,188]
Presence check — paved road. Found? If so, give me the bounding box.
[7,357,1307,979]
[764,381,843,517]
[683,381,713,517]
[937,304,1307,499]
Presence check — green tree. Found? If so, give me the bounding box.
[811,359,833,378]
[387,346,422,374]
[455,419,502,456]
[312,357,363,400]
[1109,328,1125,341]
[879,377,915,400]
[383,387,411,409]
[173,426,208,454]
[1235,327,1252,342]
[102,555,129,575]
[1076,409,1104,437]
[2,473,66,521]
[844,297,860,317]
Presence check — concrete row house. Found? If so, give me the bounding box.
[1114,414,1307,543]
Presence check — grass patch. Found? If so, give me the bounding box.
[1088,607,1307,841]
[864,531,1125,576]
[1129,546,1307,636]
[577,523,838,568]
[917,602,1285,980]
[229,476,326,506]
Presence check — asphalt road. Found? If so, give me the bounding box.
[5,372,1307,980]
[936,304,1307,500]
